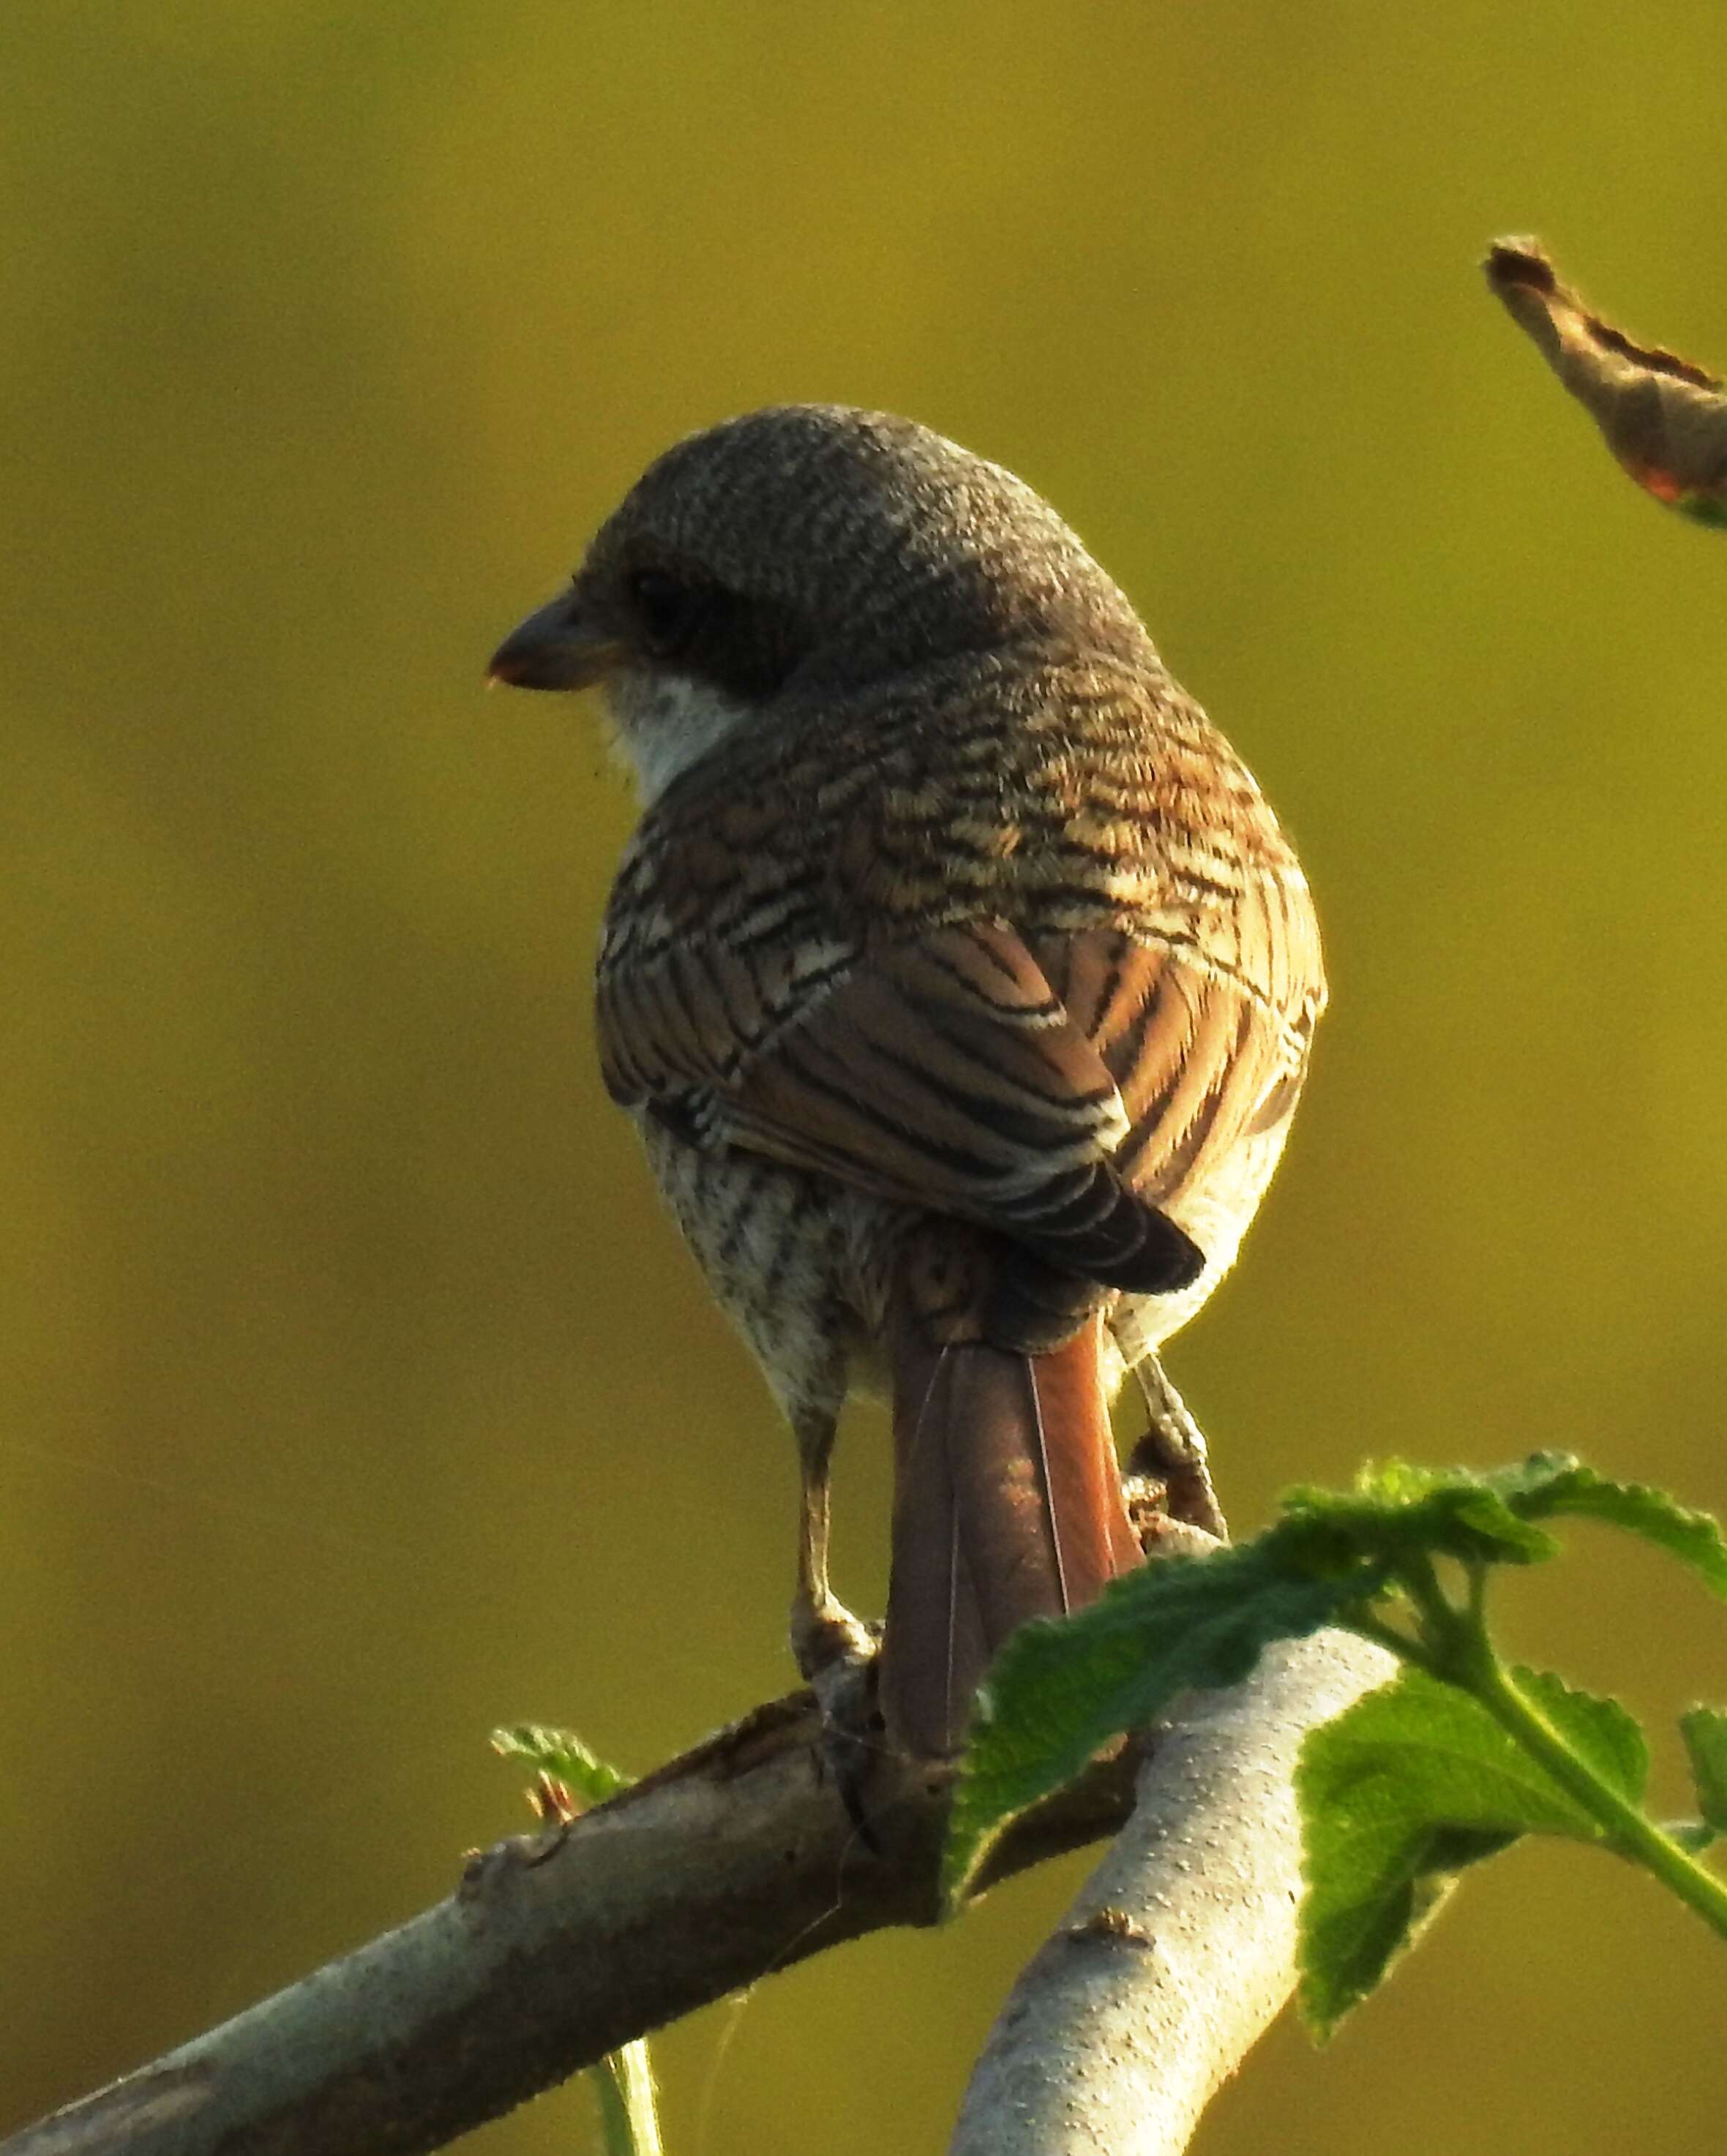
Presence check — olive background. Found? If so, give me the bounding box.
[4,5,1726,2150]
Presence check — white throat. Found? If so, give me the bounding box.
[605,669,754,805]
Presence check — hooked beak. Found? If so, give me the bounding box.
[487,595,626,692]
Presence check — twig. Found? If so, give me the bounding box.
[949,1630,1397,2156]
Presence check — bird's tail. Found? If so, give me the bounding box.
[877,1311,1142,1759]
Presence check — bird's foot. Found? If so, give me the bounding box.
[814,1648,888,1850]
[1130,1357,1229,1541]
[792,1597,886,1849]
[791,1595,877,1686]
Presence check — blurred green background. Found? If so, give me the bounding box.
[4,3,1726,2149]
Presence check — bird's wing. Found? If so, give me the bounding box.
[599,913,1202,1293]
[593,661,1322,1291]
[1024,908,1321,1213]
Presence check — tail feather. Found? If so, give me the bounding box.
[878,1313,1141,1758]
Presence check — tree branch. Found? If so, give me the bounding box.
[1,1694,1142,2156]
[949,1629,1396,2156]
[7,1603,1393,2156]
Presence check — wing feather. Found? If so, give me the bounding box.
[593,661,1324,1296]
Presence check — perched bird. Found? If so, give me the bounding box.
[490,407,1324,1765]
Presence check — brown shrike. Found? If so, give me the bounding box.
[490,406,1324,1768]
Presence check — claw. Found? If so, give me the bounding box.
[1131,1357,1228,1541]
[795,1610,887,1850]
[812,1649,886,1852]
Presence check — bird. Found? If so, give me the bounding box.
[489,405,1325,1769]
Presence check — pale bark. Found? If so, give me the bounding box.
[0,1696,1136,2156]
[949,1631,1396,2156]
[3,1632,1390,2156]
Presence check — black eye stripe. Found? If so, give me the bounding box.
[618,563,803,700]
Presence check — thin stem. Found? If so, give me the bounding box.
[1394,1552,1469,1659]
[1468,1648,1727,1942]
[1343,1607,1444,1678]
[593,2042,663,2156]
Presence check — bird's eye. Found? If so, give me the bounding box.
[626,567,706,658]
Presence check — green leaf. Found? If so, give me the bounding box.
[1680,1708,1727,1833]
[1293,1453,1727,1593]
[943,1451,1715,1912]
[1287,1460,1559,1568]
[1509,1462,1727,1596]
[1509,1665,1649,1805]
[492,1723,633,1806]
[1297,1666,1647,2036]
[945,1531,1379,1903]
[1299,1813,1512,2043]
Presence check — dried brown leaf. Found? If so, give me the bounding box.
[1485,237,1727,527]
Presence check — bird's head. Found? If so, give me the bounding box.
[487,404,1150,803]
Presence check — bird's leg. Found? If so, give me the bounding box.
[789,1407,879,1705]
[789,1408,883,1840]
[1129,1356,1229,1541]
